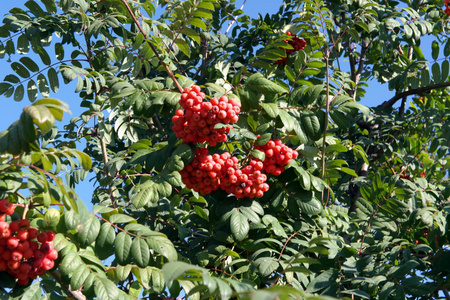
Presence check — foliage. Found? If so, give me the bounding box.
[0,0,449,299]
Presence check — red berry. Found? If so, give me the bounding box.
[19,219,30,230]
[17,230,28,241]
[0,221,8,232]
[46,231,55,241]
[37,232,48,243]
[6,237,19,250]
[41,258,54,271]
[46,249,58,260]
[28,228,38,240]
[11,250,23,262]
[9,221,19,233]
[17,240,29,252]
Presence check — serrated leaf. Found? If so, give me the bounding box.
[131,237,151,268]
[260,102,279,118]
[146,236,177,261]
[20,282,41,300]
[78,213,100,246]
[246,73,285,94]
[301,110,322,141]
[115,231,132,265]
[187,18,206,30]
[95,223,115,260]
[94,278,119,300]
[116,265,132,281]
[250,149,265,161]
[181,27,200,44]
[70,266,90,291]
[132,185,158,208]
[163,170,183,187]
[174,38,191,57]
[230,209,249,242]
[109,214,136,224]
[297,197,322,215]
[60,251,82,275]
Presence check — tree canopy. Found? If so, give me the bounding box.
[0,0,449,299]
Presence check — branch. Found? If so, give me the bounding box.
[381,81,450,109]
[49,270,87,300]
[119,0,183,93]
[99,136,117,208]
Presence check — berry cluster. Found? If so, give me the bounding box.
[0,200,58,286]
[254,139,299,176]
[172,85,241,146]
[172,86,299,200]
[445,0,450,16]
[180,148,270,198]
[180,148,230,195]
[275,32,307,65]
[220,159,269,199]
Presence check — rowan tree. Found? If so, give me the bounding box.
[0,0,449,299]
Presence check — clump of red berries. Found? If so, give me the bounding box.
[172,85,241,146]
[275,32,307,65]
[445,0,450,16]
[0,200,58,286]
[254,139,299,176]
[180,147,230,195]
[220,159,269,199]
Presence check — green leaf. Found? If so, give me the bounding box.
[11,62,30,78]
[116,265,132,281]
[94,278,120,300]
[297,197,322,216]
[421,68,430,86]
[146,236,177,261]
[174,38,191,57]
[115,231,132,265]
[109,214,136,224]
[187,18,206,30]
[95,223,116,260]
[14,84,24,102]
[432,62,441,83]
[37,73,50,97]
[131,237,151,268]
[60,251,82,275]
[431,41,439,61]
[230,209,249,242]
[78,213,100,247]
[27,80,38,102]
[70,266,90,291]
[163,171,183,187]
[181,27,200,44]
[20,282,41,300]
[48,68,59,93]
[55,42,64,60]
[260,102,279,118]
[301,110,322,141]
[246,73,286,94]
[162,261,205,286]
[17,34,29,54]
[132,185,158,208]
[441,60,449,82]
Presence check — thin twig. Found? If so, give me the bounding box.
[119,0,183,93]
